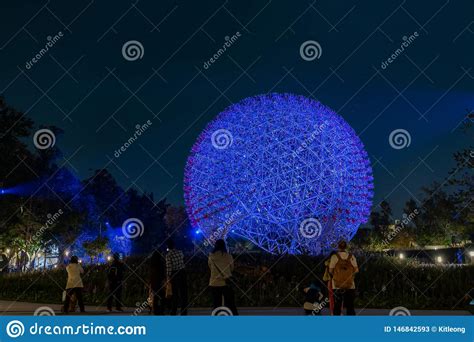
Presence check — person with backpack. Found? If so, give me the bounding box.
[329,240,358,315]
[106,253,125,312]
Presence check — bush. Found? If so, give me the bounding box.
[0,254,472,311]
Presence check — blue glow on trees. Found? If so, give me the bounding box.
[184,93,374,255]
[106,226,132,256]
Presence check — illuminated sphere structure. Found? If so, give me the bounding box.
[184,93,373,255]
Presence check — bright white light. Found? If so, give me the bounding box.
[399,253,405,259]
[78,259,82,264]
[64,250,70,256]
[436,256,443,263]
[107,256,112,261]
[5,248,10,254]
[469,251,474,257]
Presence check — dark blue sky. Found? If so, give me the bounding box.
[0,0,472,216]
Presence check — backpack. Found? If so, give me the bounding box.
[332,253,355,289]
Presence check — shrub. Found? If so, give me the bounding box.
[0,254,472,311]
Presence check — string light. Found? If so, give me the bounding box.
[184,93,373,255]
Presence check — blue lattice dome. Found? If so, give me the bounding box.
[184,93,373,255]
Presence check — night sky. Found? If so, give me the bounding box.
[0,0,472,216]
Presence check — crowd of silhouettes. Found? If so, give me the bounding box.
[63,239,361,316]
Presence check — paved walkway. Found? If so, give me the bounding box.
[0,301,469,316]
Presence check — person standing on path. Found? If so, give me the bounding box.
[107,253,125,312]
[149,251,166,315]
[63,256,85,314]
[208,239,238,315]
[165,240,188,315]
[329,240,358,316]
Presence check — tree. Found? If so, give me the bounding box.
[446,116,473,241]
[82,169,128,224]
[0,97,70,268]
[164,205,193,250]
[0,97,179,269]
[3,209,44,271]
[415,183,455,246]
[0,96,35,186]
[83,236,110,263]
[125,190,168,255]
[379,200,393,236]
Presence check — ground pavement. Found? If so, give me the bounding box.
[0,301,469,316]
